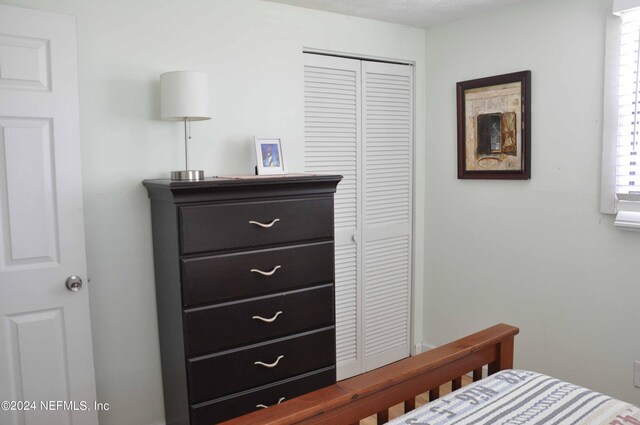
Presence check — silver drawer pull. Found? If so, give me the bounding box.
[249,218,280,228]
[251,265,281,276]
[256,397,285,409]
[252,311,283,323]
[254,355,284,368]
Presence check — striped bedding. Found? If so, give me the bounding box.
[387,370,640,425]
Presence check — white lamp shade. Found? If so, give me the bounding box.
[160,71,211,121]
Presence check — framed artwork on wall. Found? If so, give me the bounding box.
[456,70,531,179]
[254,137,286,175]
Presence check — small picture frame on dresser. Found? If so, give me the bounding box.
[255,137,286,175]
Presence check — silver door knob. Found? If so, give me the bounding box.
[65,275,83,292]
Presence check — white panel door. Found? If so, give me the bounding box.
[303,54,363,380]
[0,5,98,425]
[361,61,413,371]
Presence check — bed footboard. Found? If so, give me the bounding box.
[220,323,519,425]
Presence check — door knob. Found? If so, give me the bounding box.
[65,275,83,292]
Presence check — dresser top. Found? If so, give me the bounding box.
[143,174,342,203]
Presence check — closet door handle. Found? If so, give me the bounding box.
[252,311,283,323]
[256,397,285,409]
[251,265,281,276]
[254,355,284,368]
[249,218,280,228]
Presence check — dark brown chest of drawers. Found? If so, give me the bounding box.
[143,175,341,425]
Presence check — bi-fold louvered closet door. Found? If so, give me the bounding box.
[303,53,413,380]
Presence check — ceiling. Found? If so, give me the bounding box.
[263,0,528,29]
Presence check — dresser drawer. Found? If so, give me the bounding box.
[189,367,335,425]
[179,197,334,255]
[181,241,334,306]
[184,285,334,356]
[187,328,335,403]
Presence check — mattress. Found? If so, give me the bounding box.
[387,369,640,424]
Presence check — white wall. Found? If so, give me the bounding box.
[0,1,426,424]
[424,0,640,404]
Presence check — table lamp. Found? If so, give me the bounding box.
[160,71,211,180]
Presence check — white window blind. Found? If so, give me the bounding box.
[616,9,640,195]
[601,2,640,229]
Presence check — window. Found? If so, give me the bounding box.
[601,0,640,230]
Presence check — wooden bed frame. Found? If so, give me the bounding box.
[221,323,519,425]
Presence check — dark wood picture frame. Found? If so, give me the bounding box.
[456,70,531,180]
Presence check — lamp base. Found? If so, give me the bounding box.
[171,170,205,181]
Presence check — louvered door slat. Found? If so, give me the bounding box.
[363,235,411,360]
[334,244,358,367]
[362,61,413,371]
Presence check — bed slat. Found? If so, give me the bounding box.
[376,410,389,424]
[452,376,462,391]
[404,398,415,412]
[473,368,483,382]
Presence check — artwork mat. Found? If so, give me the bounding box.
[456,71,531,180]
[466,82,521,170]
[254,137,286,175]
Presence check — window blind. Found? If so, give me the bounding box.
[617,9,640,194]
